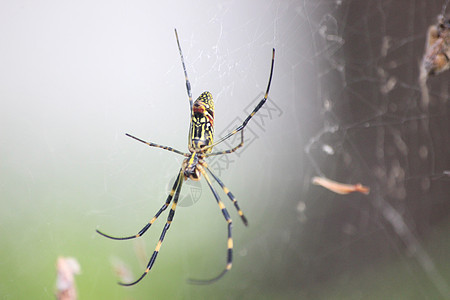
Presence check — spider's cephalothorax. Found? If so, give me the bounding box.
[96,28,275,287]
[189,91,215,153]
[182,152,201,180]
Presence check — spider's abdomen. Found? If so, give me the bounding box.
[189,91,215,153]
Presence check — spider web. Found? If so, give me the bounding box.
[169,1,450,298]
[291,0,450,298]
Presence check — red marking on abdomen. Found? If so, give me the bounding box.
[206,114,214,127]
[193,105,204,113]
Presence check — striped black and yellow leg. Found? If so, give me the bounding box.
[203,48,275,150]
[125,133,189,157]
[204,164,248,226]
[174,28,193,112]
[96,169,184,241]
[205,130,244,157]
[119,171,185,286]
[188,165,233,285]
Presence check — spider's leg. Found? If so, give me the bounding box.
[204,164,248,226]
[203,48,275,151]
[96,168,184,240]
[126,133,190,157]
[204,130,244,157]
[174,28,193,112]
[187,164,233,285]
[119,170,185,286]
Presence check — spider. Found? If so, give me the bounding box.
[96,29,275,286]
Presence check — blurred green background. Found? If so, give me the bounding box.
[1,0,449,299]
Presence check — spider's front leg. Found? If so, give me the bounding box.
[203,48,275,151]
[205,130,244,157]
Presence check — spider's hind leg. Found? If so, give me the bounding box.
[119,169,185,286]
[187,164,234,285]
[96,168,184,241]
[205,164,248,226]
